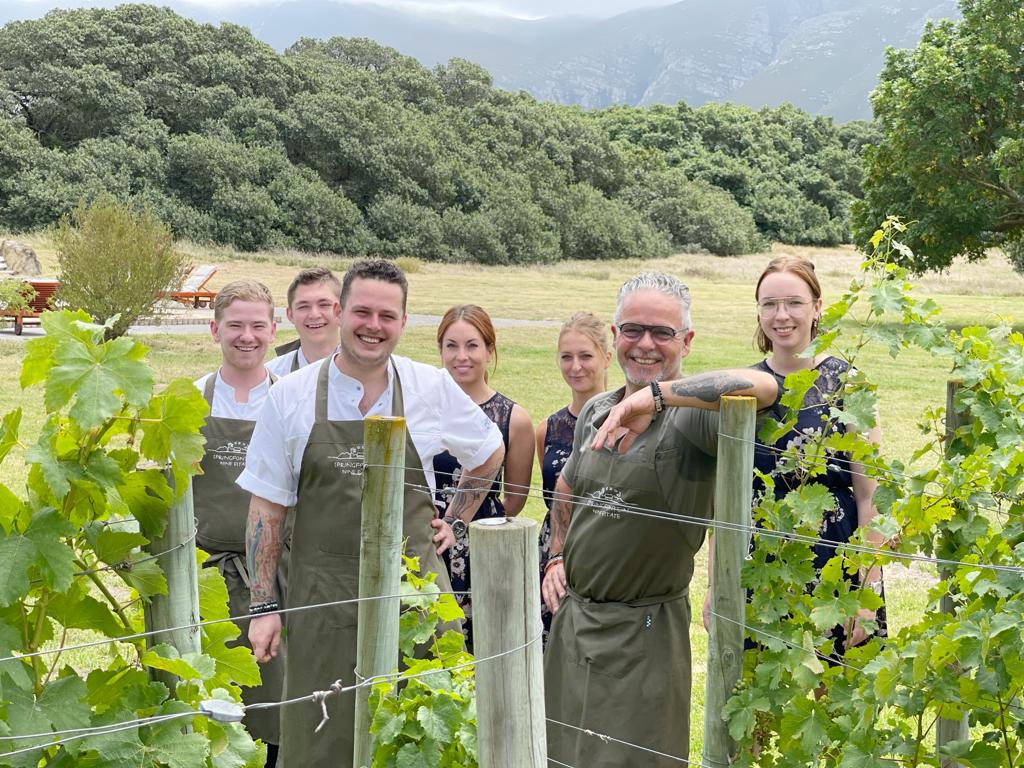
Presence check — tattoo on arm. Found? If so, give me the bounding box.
[670,372,754,403]
[448,451,503,522]
[246,496,286,605]
[549,494,572,553]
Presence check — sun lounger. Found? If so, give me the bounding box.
[162,264,218,308]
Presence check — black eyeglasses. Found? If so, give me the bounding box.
[616,323,685,343]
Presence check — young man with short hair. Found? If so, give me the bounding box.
[239,260,505,766]
[266,267,342,376]
[194,279,283,766]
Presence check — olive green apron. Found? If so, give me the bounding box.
[279,357,451,767]
[544,391,715,768]
[195,372,283,746]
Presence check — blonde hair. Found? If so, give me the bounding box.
[559,311,610,389]
[753,255,821,354]
[213,279,275,322]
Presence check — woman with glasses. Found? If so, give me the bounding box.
[433,304,535,651]
[719,255,886,655]
[536,311,611,644]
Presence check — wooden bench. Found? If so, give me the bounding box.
[0,278,60,334]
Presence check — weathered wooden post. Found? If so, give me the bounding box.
[471,516,547,768]
[703,395,756,768]
[936,379,969,766]
[144,470,202,688]
[353,416,406,768]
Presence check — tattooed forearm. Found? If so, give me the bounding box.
[448,447,504,522]
[549,478,573,553]
[670,372,755,403]
[246,495,287,605]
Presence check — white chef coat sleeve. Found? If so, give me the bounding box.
[437,370,502,471]
[236,390,299,507]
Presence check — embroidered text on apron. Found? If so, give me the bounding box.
[195,372,283,746]
[544,391,716,768]
[278,358,453,767]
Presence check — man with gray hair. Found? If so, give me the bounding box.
[542,272,778,767]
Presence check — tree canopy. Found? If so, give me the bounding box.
[852,0,1024,272]
[0,5,873,262]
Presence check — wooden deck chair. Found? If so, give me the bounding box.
[162,264,219,308]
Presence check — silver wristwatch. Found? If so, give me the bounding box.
[444,516,468,538]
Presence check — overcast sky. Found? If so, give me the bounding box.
[10,0,682,19]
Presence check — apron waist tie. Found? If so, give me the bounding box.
[204,550,251,589]
[565,585,688,609]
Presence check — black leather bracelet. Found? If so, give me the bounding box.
[249,601,280,616]
[650,380,665,413]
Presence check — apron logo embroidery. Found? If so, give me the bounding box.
[584,487,625,520]
[209,441,249,468]
[328,445,365,476]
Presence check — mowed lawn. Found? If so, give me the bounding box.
[1,236,1022,757]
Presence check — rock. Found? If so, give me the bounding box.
[0,240,41,276]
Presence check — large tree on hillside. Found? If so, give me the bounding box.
[852,0,1024,271]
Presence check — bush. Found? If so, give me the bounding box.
[621,170,765,256]
[54,196,189,338]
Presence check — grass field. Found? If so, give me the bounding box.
[2,234,1022,757]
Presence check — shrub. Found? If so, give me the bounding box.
[621,170,765,256]
[54,196,189,338]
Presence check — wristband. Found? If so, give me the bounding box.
[544,554,564,574]
[650,380,665,413]
[249,601,280,616]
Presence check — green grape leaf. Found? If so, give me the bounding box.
[141,645,216,682]
[112,469,172,538]
[143,703,210,768]
[0,531,35,606]
[117,555,167,598]
[208,719,262,768]
[24,508,76,592]
[0,409,21,465]
[48,592,127,639]
[432,594,465,624]
[25,419,71,500]
[396,741,440,768]
[45,333,154,431]
[85,669,166,714]
[0,621,32,692]
[198,560,232,622]
[0,482,22,533]
[94,529,149,566]
[138,380,209,492]
[203,621,261,688]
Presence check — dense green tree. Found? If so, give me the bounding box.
[0,5,872,262]
[852,0,1024,271]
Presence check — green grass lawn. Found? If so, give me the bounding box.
[1,239,1021,758]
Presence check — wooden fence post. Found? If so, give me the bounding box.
[936,379,969,766]
[471,516,547,768]
[144,471,202,689]
[703,395,756,768]
[353,416,406,768]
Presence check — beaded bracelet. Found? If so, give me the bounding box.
[650,380,665,413]
[544,554,564,574]
[249,601,280,616]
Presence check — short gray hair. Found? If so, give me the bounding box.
[614,272,692,328]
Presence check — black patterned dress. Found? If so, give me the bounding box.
[433,391,513,651]
[752,356,887,654]
[538,405,577,646]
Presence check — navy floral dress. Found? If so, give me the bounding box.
[538,405,576,646]
[433,392,513,651]
[752,356,887,653]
